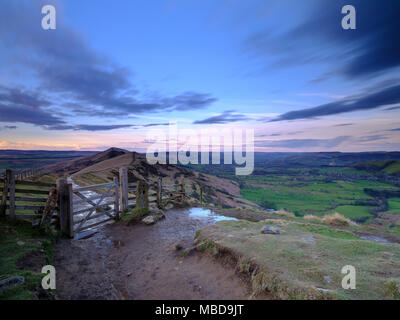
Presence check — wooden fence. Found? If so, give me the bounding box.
[1,167,192,238]
[0,169,56,221]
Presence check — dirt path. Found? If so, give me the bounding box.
[53,208,256,300]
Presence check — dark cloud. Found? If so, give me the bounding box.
[0,1,216,121]
[334,123,354,127]
[0,85,64,126]
[193,110,249,124]
[4,126,17,130]
[142,123,170,127]
[256,136,349,149]
[244,0,400,79]
[357,135,387,143]
[0,86,51,108]
[256,133,281,137]
[389,128,400,132]
[44,124,134,131]
[271,83,400,121]
[287,131,304,136]
[0,85,138,131]
[0,103,64,126]
[385,106,400,111]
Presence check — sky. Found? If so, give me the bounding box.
[0,0,399,152]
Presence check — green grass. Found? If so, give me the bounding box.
[196,219,400,300]
[120,208,150,224]
[384,161,400,175]
[327,205,374,220]
[354,160,400,175]
[0,219,55,300]
[240,177,398,219]
[387,198,400,214]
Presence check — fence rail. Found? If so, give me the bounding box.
[0,169,56,221]
[1,166,194,238]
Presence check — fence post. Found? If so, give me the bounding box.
[136,181,149,210]
[119,167,128,212]
[67,183,74,238]
[0,170,10,217]
[113,176,120,220]
[8,170,15,219]
[58,178,74,238]
[156,177,162,208]
[179,175,185,203]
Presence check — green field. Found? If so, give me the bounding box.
[240,176,397,220]
[182,161,400,222]
[326,205,373,220]
[387,198,400,214]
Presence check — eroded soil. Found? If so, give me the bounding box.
[53,208,257,300]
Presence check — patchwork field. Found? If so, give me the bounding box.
[239,167,398,221]
[182,161,400,223]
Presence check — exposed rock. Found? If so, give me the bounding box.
[300,235,316,243]
[261,225,280,235]
[142,216,156,225]
[174,241,185,251]
[151,208,165,217]
[0,276,25,293]
[17,241,25,246]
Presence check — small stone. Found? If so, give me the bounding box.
[142,216,156,225]
[165,203,174,210]
[126,273,132,277]
[17,241,25,246]
[316,287,331,294]
[0,276,25,293]
[323,276,332,283]
[261,225,280,235]
[151,208,165,216]
[300,235,316,243]
[174,241,185,251]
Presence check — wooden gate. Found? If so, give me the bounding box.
[72,178,120,235]
[57,177,120,238]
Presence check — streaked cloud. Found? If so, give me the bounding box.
[270,83,400,122]
[193,110,249,124]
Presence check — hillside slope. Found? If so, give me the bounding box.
[40,147,128,176]
[70,151,255,209]
[354,160,400,176]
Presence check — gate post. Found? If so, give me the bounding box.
[8,170,15,219]
[156,177,162,208]
[179,175,185,203]
[0,169,10,217]
[136,181,149,210]
[113,176,120,220]
[57,178,74,238]
[119,167,128,212]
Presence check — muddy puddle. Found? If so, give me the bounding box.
[188,207,238,222]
